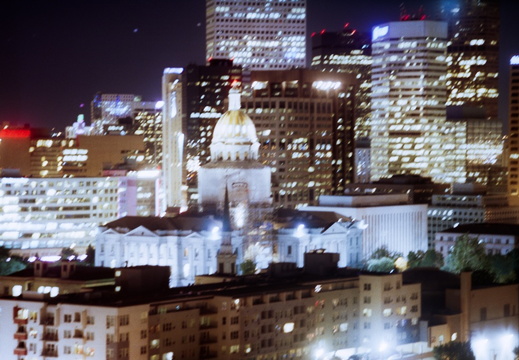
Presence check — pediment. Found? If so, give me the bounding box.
[125,225,159,238]
[101,228,122,236]
[321,222,349,235]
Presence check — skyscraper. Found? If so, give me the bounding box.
[243,69,356,208]
[205,0,306,70]
[444,0,499,119]
[370,20,465,184]
[162,68,185,210]
[508,55,519,204]
[184,59,242,205]
[310,25,372,141]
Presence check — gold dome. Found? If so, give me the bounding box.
[212,109,258,144]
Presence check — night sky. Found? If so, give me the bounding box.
[2,0,518,130]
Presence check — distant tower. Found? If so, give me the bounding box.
[370,20,465,184]
[445,0,499,119]
[90,93,136,135]
[198,86,271,228]
[205,0,306,70]
[310,24,372,141]
[509,56,519,205]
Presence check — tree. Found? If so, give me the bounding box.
[0,257,27,276]
[513,345,519,360]
[370,246,402,261]
[85,244,95,266]
[409,250,444,269]
[240,259,256,275]
[60,247,78,260]
[0,246,27,275]
[366,257,395,273]
[487,249,518,284]
[433,341,475,360]
[444,234,489,274]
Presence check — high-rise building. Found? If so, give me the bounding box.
[311,25,372,141]
[133,101,164,167]
[370,20,465,184]
[162,68,185,210]
[205,0,306,70]
[509,55,519,205]
[90,93,136,135]
[243,69,356,208]
[444,0,499,119]
[446,106,506,193]
[184,59,242,204]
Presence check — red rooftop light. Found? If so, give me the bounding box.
[0,129,31,139]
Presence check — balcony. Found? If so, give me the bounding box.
[41,349,58,357]
[42,332,59,341]
[13,317,28,325]
[14,348,27,356]
[200,336,218,344]
[40,317,55,326]
[14,332,28,340]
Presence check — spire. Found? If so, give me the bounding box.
[222,186,232,232]
[228,81,241,111]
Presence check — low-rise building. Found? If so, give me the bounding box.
[0,254,423,360]
[95,211,365,287]
[434,223,519,258]
[302,194,428,258]
[0,260,115,297]
[427,184,519,247]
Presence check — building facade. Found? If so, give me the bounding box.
[96,213,365,287]
[434,223,519,259]
[206,0,306,70]
[0,258,422,360]
[162,68,185,210]
[509,56,519,205]
[302,194,428,258]
[310,25,372,142]
[427,184,519,246]
[370,20,464,184]
[444,0,499,119]
[243,69,356,208]
[0,175,160,257]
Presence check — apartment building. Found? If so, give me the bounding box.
[0,255,422,360]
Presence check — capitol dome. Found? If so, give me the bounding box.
[212,110,258,145]
[209,87,260,162]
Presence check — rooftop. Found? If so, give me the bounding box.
[439,223,519,236]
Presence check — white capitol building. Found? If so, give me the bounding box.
[96,89,366,286]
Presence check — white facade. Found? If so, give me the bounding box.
[370,21,465,184]
[96,215,365,286]
[206,0,306,70]
[97,225,221,287]
[162,68,186,210]
[302,195,428,258]
[0,177,120,256]
[2,297,149,360]
[0,176,160,257]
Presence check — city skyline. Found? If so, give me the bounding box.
[3,0,519,130]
